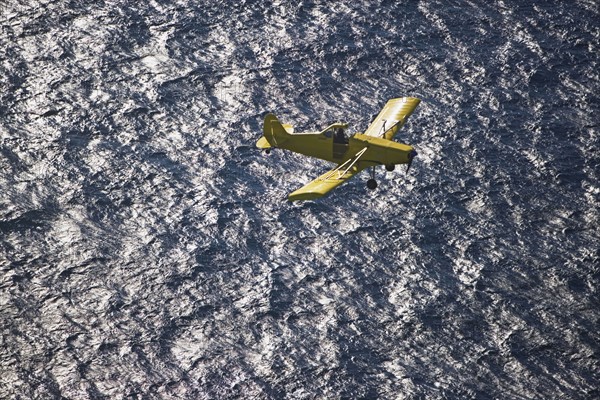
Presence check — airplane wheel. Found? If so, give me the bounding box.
[367,179,377,190]
[385,164,395,172]
[265,149,271,155]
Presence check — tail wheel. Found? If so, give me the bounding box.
[385,164,395,172]
[367,179,377,190]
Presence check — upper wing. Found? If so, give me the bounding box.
[288,148,368,201]
[363,97,421,140]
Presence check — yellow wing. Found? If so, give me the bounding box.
[363,97,421,140]
[288,148,368,201]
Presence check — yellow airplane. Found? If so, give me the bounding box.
[256,97,420,201]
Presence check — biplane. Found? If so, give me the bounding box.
[256,97,420,201]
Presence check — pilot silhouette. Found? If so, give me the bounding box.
[335,127,346,143]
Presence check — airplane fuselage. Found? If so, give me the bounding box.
[268,131,415,168]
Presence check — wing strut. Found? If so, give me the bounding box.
[379,118,404,138]
[324,147,368,180]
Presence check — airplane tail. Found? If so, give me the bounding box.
[262,113,292,147]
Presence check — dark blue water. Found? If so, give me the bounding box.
[1,1,598,398]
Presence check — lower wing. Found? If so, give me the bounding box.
[288,148,368,201]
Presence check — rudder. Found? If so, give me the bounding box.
[263,113,291,147]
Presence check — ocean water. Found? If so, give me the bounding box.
[1,0,598,398]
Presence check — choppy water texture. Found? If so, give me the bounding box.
[1,0,599,398]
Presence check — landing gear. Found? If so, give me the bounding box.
[385,164,395,172]
[265,148,271,155]
[367,166,377,190]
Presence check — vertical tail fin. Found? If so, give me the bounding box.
[263,113,291,147]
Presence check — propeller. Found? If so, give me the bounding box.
[406,150,417,173]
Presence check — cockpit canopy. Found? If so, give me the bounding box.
[320,122,349,143]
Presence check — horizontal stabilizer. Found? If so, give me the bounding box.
[282,124,294,134]
[256,136,271,149]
